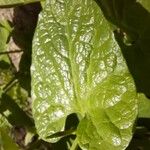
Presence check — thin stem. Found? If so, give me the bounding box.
[3,78,18,93]
[46,128,75,139]
[70,138,78,150]
[0,50,23,55]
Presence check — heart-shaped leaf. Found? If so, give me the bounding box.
[32,0,138,149]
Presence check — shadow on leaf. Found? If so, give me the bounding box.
[96,0,150,98]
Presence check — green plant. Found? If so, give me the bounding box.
[0,0,150,150]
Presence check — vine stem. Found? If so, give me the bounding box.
[70,138,78,150]
[0,50,23,55]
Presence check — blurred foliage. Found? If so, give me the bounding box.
[0,18,35,149]
[0,116,19,150]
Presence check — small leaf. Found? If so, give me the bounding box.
[0,115,18,150]
[32,0,138,149]
[0,128,19,150]
[0,21,13,97]
[138,94,150,118]
[7,82,29,109]
[0,21,10,51]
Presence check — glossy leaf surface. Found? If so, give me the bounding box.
[32,0,138,149]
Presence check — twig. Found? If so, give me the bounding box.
[70,138,78,150]
[3,77,18,93]
[0,50,23,55]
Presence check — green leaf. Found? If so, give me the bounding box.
[0,67,13,92]
[7,82,29,109]
[0,0,43,6]
[111,3,150,98]
[32,0,137,149]
[138,94,150,118]
[40,1,45,8]
[137,0,150,12]
[0,21,10,52]
[0,115,18,150]
[98,0,150,99]
[0,128,19,150]
[0,21,13,96]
